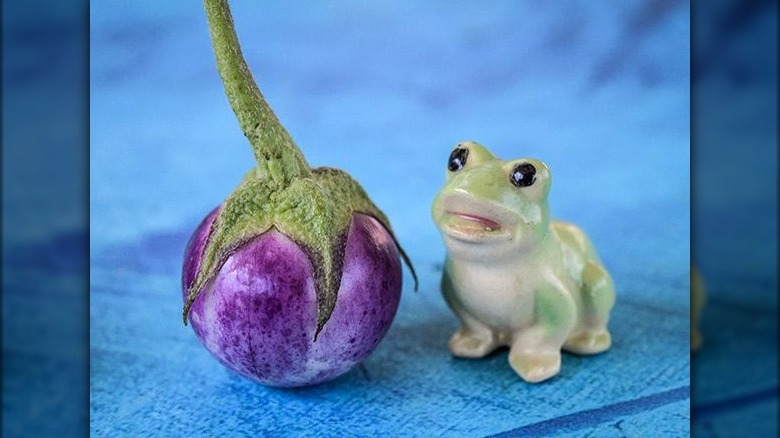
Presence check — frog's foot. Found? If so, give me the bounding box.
[448,328,499,358]
[508,349,561,383]
[563,330,611,355]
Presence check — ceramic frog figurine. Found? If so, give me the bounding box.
[431,141,616,383]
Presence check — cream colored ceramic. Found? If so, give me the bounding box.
[432,141,616,383]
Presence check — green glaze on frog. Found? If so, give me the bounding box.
[431,141,615,383]
[184,0,417,338]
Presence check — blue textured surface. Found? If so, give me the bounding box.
[90,1,690,436]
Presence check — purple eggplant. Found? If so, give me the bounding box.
[183,209,402,387]
[182,0,415,387]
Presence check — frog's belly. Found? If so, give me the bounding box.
[448,262,535,331]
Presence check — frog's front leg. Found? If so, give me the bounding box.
[441,270,500,358]
[509,285,576,383]
[564,260,615,355]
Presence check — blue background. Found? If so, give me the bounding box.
[89,1,691,436]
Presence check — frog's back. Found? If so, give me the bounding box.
[552,220,599,262]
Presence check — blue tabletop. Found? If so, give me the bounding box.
[89,1,691,436]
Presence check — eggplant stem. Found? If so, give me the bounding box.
[203,0,310,181]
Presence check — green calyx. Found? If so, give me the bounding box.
[184,0,417,339]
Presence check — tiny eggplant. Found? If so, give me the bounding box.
[182,0,416,387]
[183,209,403,387]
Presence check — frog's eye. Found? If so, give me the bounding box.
[510,162,536,187]
[448,147,469,172]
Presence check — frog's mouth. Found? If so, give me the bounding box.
[443,212,504,237]
[437,195,515,242]
[449,212,502,230]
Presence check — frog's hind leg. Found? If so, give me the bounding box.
[564,260,615,355]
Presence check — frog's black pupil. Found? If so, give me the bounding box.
[448,147,469,171]
[510,162,536,187]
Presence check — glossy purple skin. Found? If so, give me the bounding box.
[182,208,402,387]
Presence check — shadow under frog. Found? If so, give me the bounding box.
[431,141,616,383]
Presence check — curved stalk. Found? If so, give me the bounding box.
[204,0,310,181]
[187,0,418,336]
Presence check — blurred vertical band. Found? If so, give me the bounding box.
[692,0,778,435]
[1,0,88,436]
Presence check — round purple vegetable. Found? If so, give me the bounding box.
[183,209,402,386]
[182,0,416,387]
